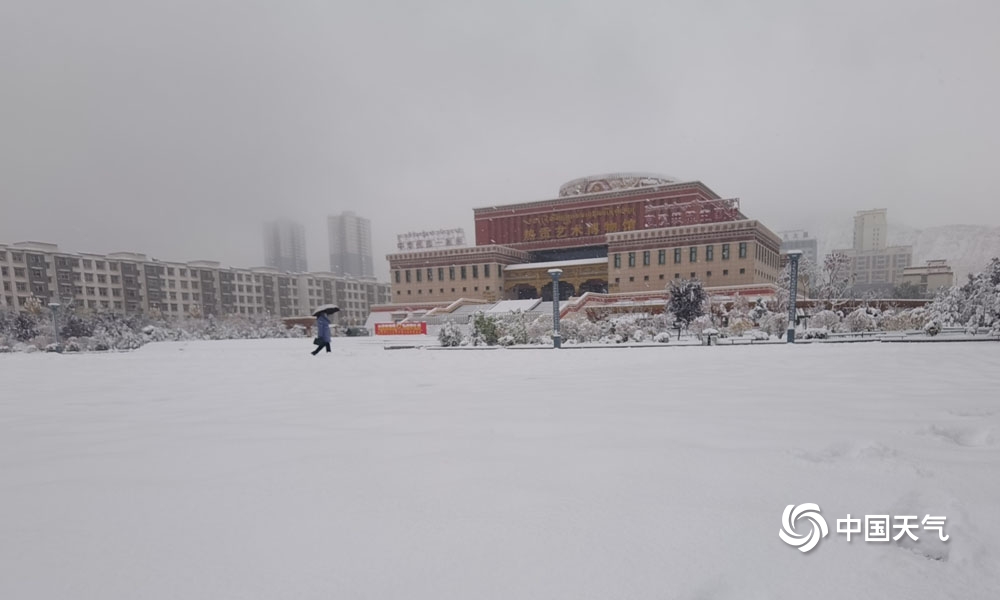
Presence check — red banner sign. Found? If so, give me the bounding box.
[375,322,428,335]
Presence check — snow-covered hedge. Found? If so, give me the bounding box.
[0,310,305,354]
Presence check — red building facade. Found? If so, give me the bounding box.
[474,178,744,252]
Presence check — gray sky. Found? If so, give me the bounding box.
[2,0,999,280]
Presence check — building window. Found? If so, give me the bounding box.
[394,271,400,283]
[628,276,634,282]
[674,248,682,264]
[405,270,411,283]
[658,249,666,265]
[614,253,621,268]
[643,251,650,266]
[689,247,697,263]
[416,269,422,282]
[722,244,730,260]
[706,245,714,261]
[706,271,712,277]
[628,252,635,267]
[461,266,467,280]
[690,272,696,278]
[436,268,443,281]
[643,275,649,281]
[674,273,680,279]
[723,269,729,276]
[739,268,746,274]
[484,264,490,278]
[739,243,747,258]
[449,267,455,280]
[472,265,478,279]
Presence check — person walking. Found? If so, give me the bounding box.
[311,305,336,355]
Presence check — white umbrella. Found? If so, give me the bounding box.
[312,304,341,316]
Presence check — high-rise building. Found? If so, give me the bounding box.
[328,211,373,277]
[263,219,307,273]
[852,209,888,252]
[830,209,912,294]
[778,230,818,265]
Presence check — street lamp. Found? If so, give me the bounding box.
[785,250,803,343]
[548,268,563,349]
[48,302,61,346]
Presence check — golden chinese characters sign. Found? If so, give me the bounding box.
[520,205,637,242]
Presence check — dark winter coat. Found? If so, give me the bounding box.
[316,313,332,343]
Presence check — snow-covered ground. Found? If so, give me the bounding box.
[1,339,998,599]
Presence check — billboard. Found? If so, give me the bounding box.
[397,228,466,251]
[375,322,428,335]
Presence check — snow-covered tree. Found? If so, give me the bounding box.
[13,313,39,342]
[818,252,853,304]
[668,279,706,326]
[774,257,819,312]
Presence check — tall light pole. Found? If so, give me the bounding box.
[548,268,563,349]
[785,250,803,343]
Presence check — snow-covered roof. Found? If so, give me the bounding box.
[503,257,608,272]
[486,299,541,313]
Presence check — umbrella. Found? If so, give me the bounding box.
[312,304,341,316]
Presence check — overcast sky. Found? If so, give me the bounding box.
[2,0,999,279]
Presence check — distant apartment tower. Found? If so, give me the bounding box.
[328,211,373,277]
[263,220,307,273]
[830,209,912,294]
[853,209,888,252]
[778,230,818,264]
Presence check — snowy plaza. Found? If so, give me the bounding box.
[2,339,999,599]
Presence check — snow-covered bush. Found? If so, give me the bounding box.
[653,331,671,343]
[0,345,12,353]
[803,327,829,340]
[494,310,530,345]
[759,312,789,338]
[438,320,464,347]
[64,338,83,353]
[809,310,841,332]
[746,329,770,341]
[845,307,878,332]
[689,315,713,337]
[44,343,63,353]
[725,316,753,337]
[497,334,517,347]
[471,312,500,346]
[924,320,942,337]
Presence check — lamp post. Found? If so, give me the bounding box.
[48,302,61,346]
[548,268,563,349]
[785,250,803,343]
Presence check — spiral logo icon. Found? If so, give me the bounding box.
[779,503,829,553]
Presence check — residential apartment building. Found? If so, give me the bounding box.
[328,211,374,277]
[0,241,391,324]
[263,219,308,272]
